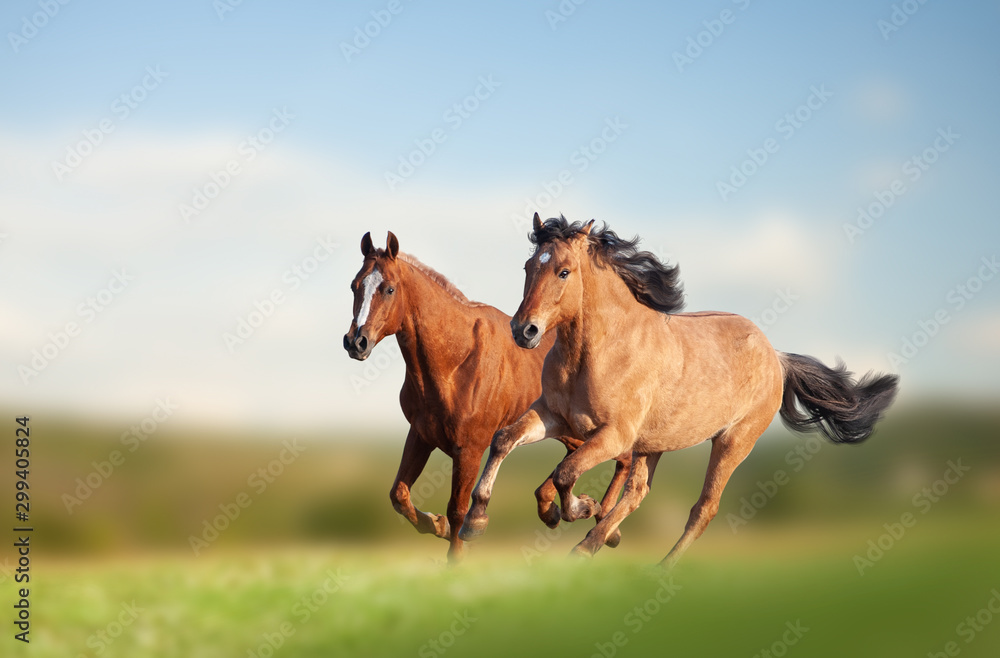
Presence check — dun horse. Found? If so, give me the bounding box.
[344,231,631,562]
[460,215,898,568]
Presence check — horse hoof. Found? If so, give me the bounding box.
[538,504,561,529]
[561,495,602,523]
[458,514,489,541]
[658,554,680,572]
[640,563,667,580]
[416,513,450,538]
[569,544,594,560]
[604,528,622,549]
[432,514,451,539]
[446,545,466,565]
[577,495,601,520]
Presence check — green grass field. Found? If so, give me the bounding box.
[12,519,1000,658]
[5,404,999,656]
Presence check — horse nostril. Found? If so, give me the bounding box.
[343,334,352,351]
[523,324,539,340]
[356,335,368,352]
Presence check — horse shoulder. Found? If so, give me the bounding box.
[452,314,514,409]
[456,312,508,379]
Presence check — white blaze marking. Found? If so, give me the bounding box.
[355,268,383,327]
[539,252,551,264]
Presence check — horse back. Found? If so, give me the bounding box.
[640,311,783,448]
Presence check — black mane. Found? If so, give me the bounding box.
[530,215,685,314]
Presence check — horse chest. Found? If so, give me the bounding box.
[546,359,617,437]
[544,384,595,439]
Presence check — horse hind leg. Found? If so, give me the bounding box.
[659,416,770,570]
[535,475,562,529]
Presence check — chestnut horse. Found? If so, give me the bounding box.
[344,231,631,562]
[460,215,899,568]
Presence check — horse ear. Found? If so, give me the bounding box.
[361,232,374,256]
[532,212,543,233]
[386,231,399,260]
[580,219,596,236]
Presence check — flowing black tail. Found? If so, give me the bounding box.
[778,353,899,444]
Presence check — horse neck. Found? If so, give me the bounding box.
[555,258,639,366]
[395,262,476,380]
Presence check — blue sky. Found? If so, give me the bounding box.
[1,0,998,432]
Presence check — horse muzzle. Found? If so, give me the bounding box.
[510,318,544,349]
[343,330,373,360]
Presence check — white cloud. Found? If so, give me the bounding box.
[951,312,1000,355]
[0,130,974,431]
[850,77,910,124]
[0,132,533,430]
[637,210,836,295]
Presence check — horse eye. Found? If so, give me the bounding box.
[559,269,570,279]
[386,286,395,294]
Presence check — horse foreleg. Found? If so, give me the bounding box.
[534,436,583,529]
[660,418,767,570]
[536,441,630,548]
[459,402,552,541]
[572,453,660,557]
[597,451,633,548]
[552,426,631,523]
[445,446,481,563]
[390,428,449,539]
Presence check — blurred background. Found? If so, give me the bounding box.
[1,1,998,656]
